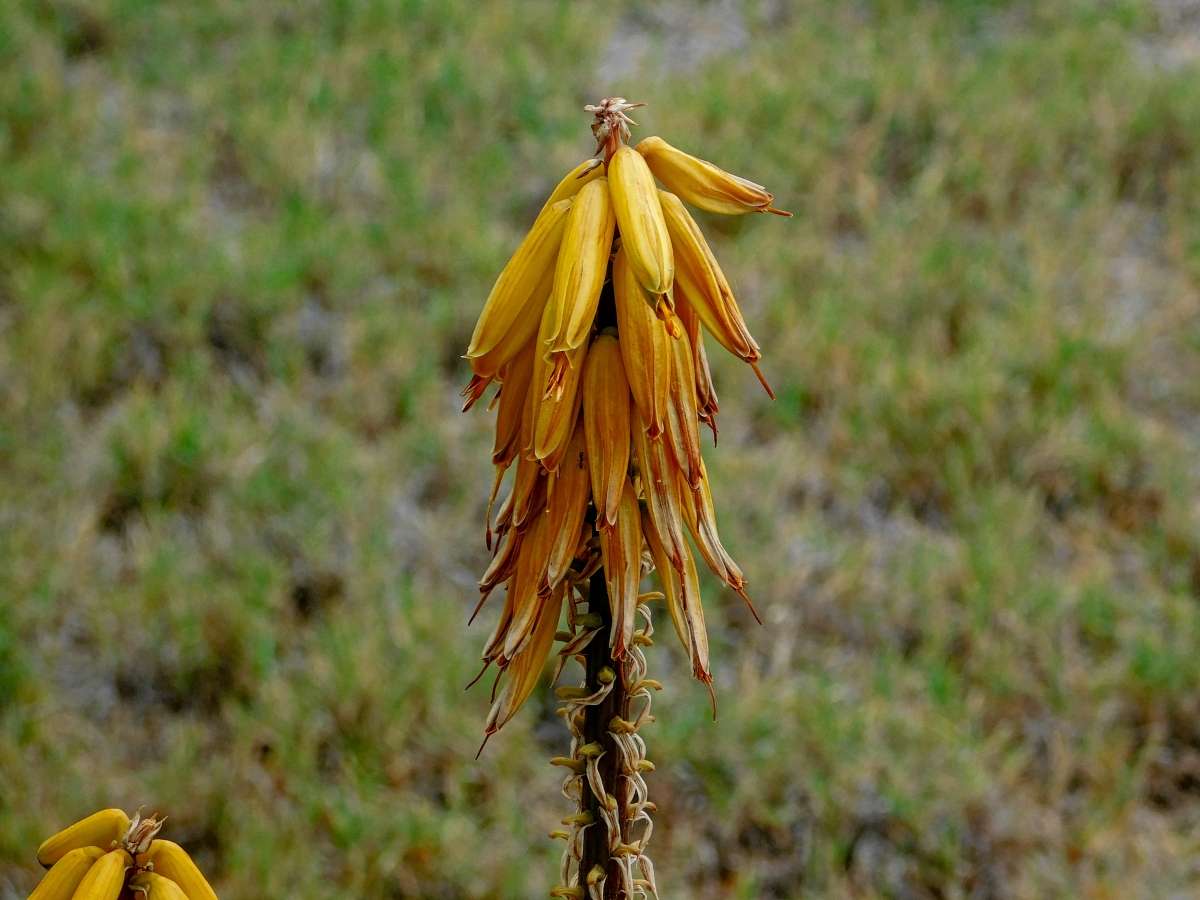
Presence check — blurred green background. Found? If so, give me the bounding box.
[5,0,1200,897]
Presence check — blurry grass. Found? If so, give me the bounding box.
[4,0,1200,898]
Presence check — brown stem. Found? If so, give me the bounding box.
[579,568,625,898]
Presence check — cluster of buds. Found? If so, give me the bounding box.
[28,809,217,900]
[463,98,788,738]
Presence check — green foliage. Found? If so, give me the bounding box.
[3,0,1200,897]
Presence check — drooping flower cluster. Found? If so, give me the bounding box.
[29,809,218,900]
[464,98,789,736]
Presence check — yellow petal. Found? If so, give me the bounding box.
[28,848,104,900]
[582,331,632,528]
[485,582,565,733]
[641,507,690,659]
[658,190,757,360]
[636,135,790,216]
[502,510,556,660]
[661,190,775,399]
[68,849,129,900]
[613,246,671,439]
[467,198,572,373]
[532,296,589,472]
[546,177,616,355]
[675,292,719,434]
[642,508,709,683]
[545,419,592,588]
[679,540,711,682]
[140,842,217,900]
[631,404,688,573]
[37,810,130,868]
[599,479,642,660]
[510,449,546,533]
[608,146,673,297]
[539,159,605,216]
[478,524,522,599]
[675,458,756,626]
[664,325,703,492]
[491,334,539,469]
[128,873,189,900]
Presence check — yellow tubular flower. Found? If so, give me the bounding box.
[27,848,104,900]
[679,544,711,683]
[599,480,643,660]
[139,841,218,900]
[632,405,689,573]
[613,246,671,439]
[37,810,130,868]
[538,158,605,216]
[675,293,719,433]
[636,135,791,216]
[128,874,189,900]
[491,335,539,469]
[663,191,775,399]
[509,449,545,533]
[608,146,673,297]
[69,849,130,900]
[642,507,710,684]
[467,198,572,377]
[545,420,591,588]
[502,511,556,660]
[581,331,632,528]
[641,507,691,660]
[532,290,590,472]
[665,326,703,492]
[477,525,521,609]
[658,191,757,357]
[481,561,518,665]
[690,458,746,594]
[546,177,616,355]
[486,582,565,734]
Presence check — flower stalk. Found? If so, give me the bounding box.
[552,569,659,900]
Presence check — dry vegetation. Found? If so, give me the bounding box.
[5,0,1200,898]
